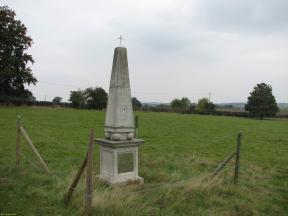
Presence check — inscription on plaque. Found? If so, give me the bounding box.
[118,152,134,173]
[120,107,127,112]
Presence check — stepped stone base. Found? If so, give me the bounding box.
[97,175,144,186]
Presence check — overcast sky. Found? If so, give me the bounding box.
[3,0,288,103]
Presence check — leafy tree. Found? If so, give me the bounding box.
[181,97,191,108]
[52,96,62,104]
[69,90,86,108]
[85,87,108,110]
[132,97,142,110]
[245,83,279,119]
[171,97,191,112]
[171,98,182,110]
[190,103,197,113]
[196,97,215,114]
[0,6,37,102]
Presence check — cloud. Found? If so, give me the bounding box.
[197,0,288,33]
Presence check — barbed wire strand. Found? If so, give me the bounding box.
[20,123,88,152]
[19,151,85,193]
[5,116,238,201]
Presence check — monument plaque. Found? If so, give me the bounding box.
[118,152,134,173]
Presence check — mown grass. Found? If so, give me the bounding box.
[0,106,287,215]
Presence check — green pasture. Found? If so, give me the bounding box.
[0,107,287,215]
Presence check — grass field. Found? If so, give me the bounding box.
[0,107,287,215]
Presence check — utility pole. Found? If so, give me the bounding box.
[208,92,211,114]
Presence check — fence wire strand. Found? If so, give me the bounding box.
[6,115,241,208]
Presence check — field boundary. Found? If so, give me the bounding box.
[13,115,243,215]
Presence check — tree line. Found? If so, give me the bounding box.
[65,88,143,110]
[147,83,279,119]
[68,87,107,109]
[170,97,215,114]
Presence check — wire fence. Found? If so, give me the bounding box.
[0,114,243,213]
[2,115,239,174]
[0,117,93,194]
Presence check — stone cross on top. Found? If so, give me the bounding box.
[118,35,123,46]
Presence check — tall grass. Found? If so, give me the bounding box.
[0,107,287,215]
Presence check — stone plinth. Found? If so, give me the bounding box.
[96,139,144,185]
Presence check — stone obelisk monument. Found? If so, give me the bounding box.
[96,43,144,185]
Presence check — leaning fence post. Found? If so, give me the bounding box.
[20,126,50,174]
[135,115,138,138]
[85,129,94,215]
[210,151,236,180]
[16,115,21,167]
[234,132,242,185]
[64,154,87,205]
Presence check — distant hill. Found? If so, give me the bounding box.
[142,102,170,107]
[216,103,288,110]
[143,102,288,110]
[278,103,288,109]
[216,103,245,109]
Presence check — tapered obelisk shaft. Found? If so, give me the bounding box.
[104,47,134,141]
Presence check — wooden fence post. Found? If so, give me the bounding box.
[85,129,94,215]
[234,132,242,185]
[64,154,88,205]
[210,151,236,179]
[135,115,138,138]
[64,129,95,207]
[16,115,21,167]
[20,126,50,174]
